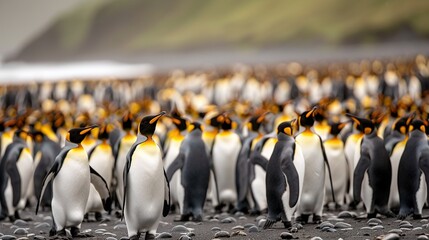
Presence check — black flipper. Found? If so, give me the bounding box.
[236,137,253,204]
[419,148,429,204]
[122,135,147,220]
[6,161,21,207]
[353,149,370,203]
[209,155,220,205]
[89,166,112,212]
[162,170,170,217]
[281,145,300,207]
[249,151,269,171]
[166,153,184,181]
[319,136,336,205]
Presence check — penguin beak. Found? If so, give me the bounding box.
[256,112,270,124]
[306,106,318,118]
[346,113,361,126]
[79,125,98,136]
[149,111,166,125]
[406,113,415,126]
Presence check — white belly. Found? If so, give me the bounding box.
[296,134,325,213]
[52,149,90,230]
[388,143,404,209]
[115,138,135,208]
[324,144,347,205]
[17,148,34,209]
[212,134,241,204]
[124,143,165,234]
[87,144,114,212]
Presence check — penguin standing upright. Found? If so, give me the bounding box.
[236,112,268,213]
[295,107,335,224]
[0,129,34,221]
[211,113,242,212]
[397,119,429,220]
[166,122,210,221]
[387,114,414,212]
[123,112,170,240]
[86,124,115,221]
[347,114,395,218]
[251,120,305,229]
[163,109,188,212]
[32,131,61,211]
[36,126,111,238]
[113,112,137,210]
[323,122,348,209]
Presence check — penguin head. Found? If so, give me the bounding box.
[329,122,347,136]
[219,114,235,131]
[138,111,166,137]
[346,114,375,135]
[97,124,111,140]
[168,108,188,132]
[247,112,269,132]
[409,119,427,133]
[299,107,317,128]
[66,125,98,144]
[122,112,134,131]
[277,119,296,136]
[187,122,203,133]
[393,113,415,134]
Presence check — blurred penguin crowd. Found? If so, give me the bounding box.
[1,54,429,226]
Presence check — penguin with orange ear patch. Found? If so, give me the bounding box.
[323,122,348,209]
[397,119,429,220]
[346,114,395,218]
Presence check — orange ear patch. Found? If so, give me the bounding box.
[364,127,372,135]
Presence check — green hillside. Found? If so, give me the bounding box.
[10,0,429,61]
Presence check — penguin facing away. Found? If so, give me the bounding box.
[397,119,429,220]
[166,122,210,222]
[36,126,111,238]
[122,112,170,240]
[250,120,305,229]
[0,129,34,221]
[347,114,395,218]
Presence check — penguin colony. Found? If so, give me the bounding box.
[0,55,429,239]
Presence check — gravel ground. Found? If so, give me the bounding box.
[1,204,428,240]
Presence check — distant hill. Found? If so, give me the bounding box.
[8,0,429,62]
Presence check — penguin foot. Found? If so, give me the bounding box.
[263,219,277,229]
[145,233,156,240]
[367,213,377,219]
[282,220,292,228]
[249,209,261,216]
[313,215,322,224]
[70,227,94,238]
[383,210,396,218]
[83,213,89,222]
[295,214,309,224]
[413,214,422,220]
[50,229,70,239]
[129,233,141,240]
[95,212,103,221]
[114,211,122,219]
[193,214,203,222]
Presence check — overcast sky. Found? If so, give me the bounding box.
[0,0,85,61]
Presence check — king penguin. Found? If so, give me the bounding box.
[397,119,429,220]
[387,114,414,212]
[122,112,170,240]
[0,128,34,221]
[113,112,137,210]
[163,108,188,212]
[347,114,395,218]
[166,122,210,222]
[295,107,335,224]
[211,113,242,212]
[251,120,305,229]
[85,124,115,221]
[323,122,348,209]
[36,126,111,238]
